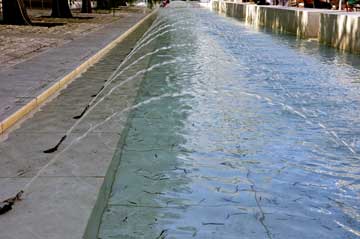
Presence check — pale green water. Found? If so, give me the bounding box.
[97,4,360,239]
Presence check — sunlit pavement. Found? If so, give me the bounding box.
[0,14,151,239]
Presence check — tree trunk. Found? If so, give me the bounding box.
[51,0,73,18]
[97,0,110,9]
[81,0,92,13]
[2,0,32,25]
[116,0,127,6]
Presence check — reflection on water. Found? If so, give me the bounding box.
[98,4,360,239]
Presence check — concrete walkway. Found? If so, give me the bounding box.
[0,11,156,239]
[0,11,147,134]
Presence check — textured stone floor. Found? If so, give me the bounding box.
[0,9,153,239]
[0,8,149,70]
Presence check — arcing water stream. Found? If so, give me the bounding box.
[90,3,360,238]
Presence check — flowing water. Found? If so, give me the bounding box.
[96,3,360,238]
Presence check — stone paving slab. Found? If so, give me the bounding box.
[0,11,147,134]
[0,9,157,239]
[0,177,103,239]
[0,8,146,70]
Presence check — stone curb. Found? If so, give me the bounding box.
[82,10,158,238]
[0,9,157,135]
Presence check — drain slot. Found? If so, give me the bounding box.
[91,86,105,98]
[43,135,67,153]
[73,104,90,119]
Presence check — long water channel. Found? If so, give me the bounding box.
[96,3,360,238]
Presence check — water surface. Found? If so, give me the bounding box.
[98,4,360,238]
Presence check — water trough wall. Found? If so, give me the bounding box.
[83,10,158,239]
[212,1,360,53]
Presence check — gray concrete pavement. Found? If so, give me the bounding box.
[0,10,156,239]
[0,12,147,133]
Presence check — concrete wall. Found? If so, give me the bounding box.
[319,12,360,52]
[213,1,320,37]
[83,10,158,239]
[212,1,360,53]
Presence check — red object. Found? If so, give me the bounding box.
[161,0,170,7]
